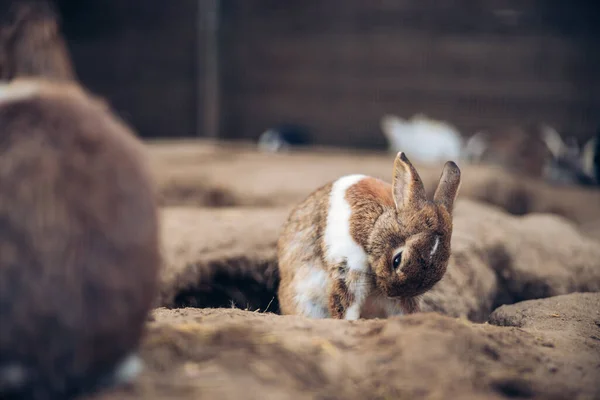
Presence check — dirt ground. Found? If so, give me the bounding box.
[90,293,600,400]
[93,140,600,400]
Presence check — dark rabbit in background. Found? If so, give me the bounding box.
[464,124,600,187]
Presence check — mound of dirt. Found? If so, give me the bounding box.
[147,140,600,239]
[89,293,600,400]
[149,141,398,208]
[157,200,600,322]
[422,200,600,321]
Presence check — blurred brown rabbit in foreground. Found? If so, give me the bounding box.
[0,79,161,399]
[0,0,76,81]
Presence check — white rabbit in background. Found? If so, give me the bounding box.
[380,114,464,164]
[380,114,599,187]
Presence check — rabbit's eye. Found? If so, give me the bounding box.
[392,251,403,270]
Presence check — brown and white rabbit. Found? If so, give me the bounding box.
[0,79,160,399]
[277,152,461,320]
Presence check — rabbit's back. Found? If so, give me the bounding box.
[0,80,160,399]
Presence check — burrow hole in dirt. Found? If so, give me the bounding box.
[167,242,553,321]
[171,261,282,314]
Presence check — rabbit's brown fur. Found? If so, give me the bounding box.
[0,79,160,399]
[278,152,460,320]
[0,0,75,81]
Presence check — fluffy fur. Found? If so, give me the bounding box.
[277,152,461,319]
[0,1,76,81]
[0,78,160,399]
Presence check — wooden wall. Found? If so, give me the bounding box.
[56,0,199,139]
[51,0,600,147]
[218,0,600,149]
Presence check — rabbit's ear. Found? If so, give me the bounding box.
[582,135,599,179]
[540,125,566,158]
[463,131,489,162]
[392,152,427,211]
[433,161,461,214]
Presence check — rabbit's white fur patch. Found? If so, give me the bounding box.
[294,268,329,318]
[430,236,440,258]
[324,174,368,270]
[344,269,372,320]
[0,80,40,105]
[111,353,143,385]
[324,174,371,320]
[345,303,361,320]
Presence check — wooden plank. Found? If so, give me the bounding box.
[197,0,221,138]
[224,33,590,81]
[222,0,600,37]
[221,89,598,145]
[62,0,198,139]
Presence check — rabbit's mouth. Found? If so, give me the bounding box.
[414,279,427,294]
[385,279,429,298]
[376,271,430,297]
